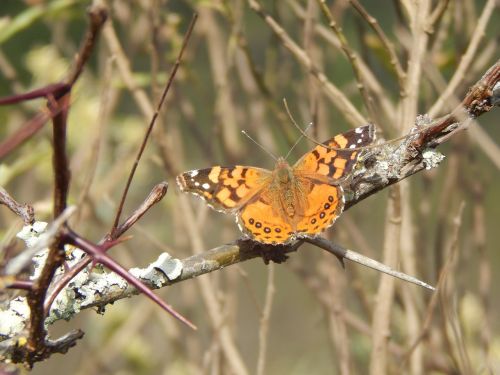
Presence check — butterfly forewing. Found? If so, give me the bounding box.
[294,124,375,182]
[176,166,271,212]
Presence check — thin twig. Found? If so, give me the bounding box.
[398,1,431,132]
[369,185,401,375]
[0,186,34,225]
[304,236,434,291]
[400,202,465,368]
[75,55,115,223]
[113,182,168,238]
[199,7,242,160]
[177,194,250,375]
[66,4,108,85]
[256,263,275,375]
[316,0,377,122]
[247,0,367,127]
[349,0,406,92]
[472,182,493,367]
[426,0,451,33]
[399,180,424,374]
[438,202,472,374]
[111,14,198,235]
[428,0,496,117]
[64,229,196,330]
[287,0,397,129]
[49,93,71,217]
[44,182,171,315]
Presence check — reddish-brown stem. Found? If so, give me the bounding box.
[44,182,169,313]
[66,5,108,86]
[6,280,34,290]
[63,229,196,330]
[0,91,71,159]
[49,94,71,217]
[0,83,69,105]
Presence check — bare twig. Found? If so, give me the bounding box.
[113,182,168,238]
[349,0,406,92]
[0,186,34,225]
[177,194,249,375]
[369,185,401,375]
[256,263,275,375]
[287,0,397,128]
[66,4,108,85]
[473,183,493,368]
[426,0,451,33]
[0,89,72,159]
[49,93,71,217]
[438,202,472,374]
[247,0,367,127]
[400,202,465,368]
[111,14,198,235]
[6,330,85,364]
[428,0,496,117]
[64,229,196,330]
[305,237,434,291]
[316,0,377,121]
[398,1,430,132]
[44,182,171,317]
[399,181,424,374]
[199,7,242,160]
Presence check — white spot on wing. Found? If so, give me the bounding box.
[194,182,200,187]
[349,144,356,149]
[202,183,210,190]
[355,127,363,133]
[189,170,199,177]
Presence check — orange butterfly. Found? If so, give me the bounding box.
[176,125,375,244]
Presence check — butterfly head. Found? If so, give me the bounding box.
[274,157,294,184]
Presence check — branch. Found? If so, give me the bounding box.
[345,60,499,208]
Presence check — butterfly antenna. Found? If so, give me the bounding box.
[283,98,325,147]
[241,130,278,161]
[284,122,314,160]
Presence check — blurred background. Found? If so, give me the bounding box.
[0,0,499,374]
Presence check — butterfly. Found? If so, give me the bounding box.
[176,124,375,245]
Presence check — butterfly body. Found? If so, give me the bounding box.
[266,157,305,219]
[177,125,375,245]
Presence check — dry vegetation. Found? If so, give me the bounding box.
[0,0,499,374]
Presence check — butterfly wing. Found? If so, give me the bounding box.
[237,196,295,244]
[291,124,375,237]
[178,165,295,244]
[294,124,375,182]
[293,182,344,237]
[176,166,272,213]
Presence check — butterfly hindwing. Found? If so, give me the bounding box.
[237,198,295,244]
[295,183,344,237]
